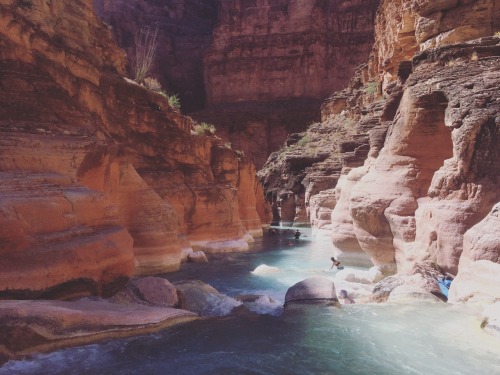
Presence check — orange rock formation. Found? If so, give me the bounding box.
[0,0,269,299]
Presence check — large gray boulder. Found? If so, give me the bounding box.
[284,277,340,307]
[173,280,241,317]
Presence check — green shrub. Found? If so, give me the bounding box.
[167,94,180,110]
[297,134,311,147]
[365,81,378,95]
[193,122,216,136]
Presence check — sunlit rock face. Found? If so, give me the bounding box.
[320,0,500,271]
[0,0,268,298]
[260,0,499,276]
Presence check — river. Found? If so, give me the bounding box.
[2,229,500,374]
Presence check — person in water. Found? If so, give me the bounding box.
[294,230,301,239]
[330,257,344,270]
[339,289,355,304]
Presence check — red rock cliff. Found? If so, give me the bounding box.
[0,0,269,299]
[277,0,500,282]
[92,0,380,169]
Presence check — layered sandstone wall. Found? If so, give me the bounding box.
[92,0,380,169]
[260,0,500,286]
[311,0,500,284]
[197,0,380,169]
[0,0,268,299]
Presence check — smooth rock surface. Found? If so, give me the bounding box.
[0,299,197,361]
[174,280,241,317]
[188,251,209,263]
[284,277,340,307]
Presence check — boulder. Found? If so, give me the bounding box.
[371,276,406,303]
[387,273,442,303]
[284,277,340,307]
[187,251,208,263]
[0,299,197,362]
[448,260,500,304]
[173,280,241,317]
[109,277,179,308]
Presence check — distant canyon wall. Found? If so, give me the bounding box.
[0,0,269,300]
[93,0,380,169]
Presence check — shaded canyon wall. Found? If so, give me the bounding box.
[93,0,380,169]
[0,0,269,299]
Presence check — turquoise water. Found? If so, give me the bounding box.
[2,230,500,375]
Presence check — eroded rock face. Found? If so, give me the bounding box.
[313,0,500,274]
[0,0,268,298]
[198,0,380,169]
[93,0,380,169]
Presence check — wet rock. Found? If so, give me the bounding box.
[173,280,241,317]
[371,276,406,303]
[180,247,194,263]
[481,302,500,340]
[448,260,500,304]
[388,273,442,303]
[0,299,197,361]
[110,277,179,308]
[284,277,340,307]
[188,251,208,263]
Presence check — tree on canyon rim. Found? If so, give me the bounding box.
[134,23,159,83]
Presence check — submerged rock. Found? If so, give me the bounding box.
[481,302,500,340]
[284,277,340,307]
[235,294,283,316]
[188,251,209,263]
[174,280,241,317]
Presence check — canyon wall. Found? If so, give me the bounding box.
[93,0,380,169]
[0,0,268,299]
[260,0,499,284]
[93,0,218,113]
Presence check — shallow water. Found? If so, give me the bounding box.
[3,229,500,375]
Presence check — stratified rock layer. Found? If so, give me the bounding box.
[261,0,500,276]
[0,0,268,298]
[93,0,380,169]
